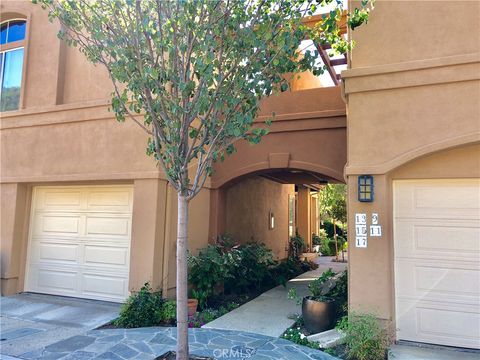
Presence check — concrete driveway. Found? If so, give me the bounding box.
[0,293,120,358]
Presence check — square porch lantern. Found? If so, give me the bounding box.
[358,175,374,202]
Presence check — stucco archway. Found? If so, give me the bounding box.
[208,86,347,247]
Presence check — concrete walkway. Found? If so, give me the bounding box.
[0,293,120,357]
[203,256,347,337]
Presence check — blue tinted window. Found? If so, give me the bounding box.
[7,21,26,43]
[0,20,26,112]
[0,24,7,45]
[1,48,24,111]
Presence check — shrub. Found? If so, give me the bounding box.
[320,237,336,256]
[114,283,164,328]
[226,242,276,294]
[160,300,176,324]
[272,258,303,286]
[322,220,344,238]
[337,312,391,360]
[313,229,328,246]
[189,236,319,306]
[188,245,233,308]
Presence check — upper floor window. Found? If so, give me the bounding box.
[0,19,26,112]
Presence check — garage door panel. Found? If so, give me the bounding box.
[395,179,480,220]
[26,185,133,302]
[85,216,130,237]
[396,259,480,304]
[84,245,129,266]
[37,242,79,263]
[35,268,78,292]
[82,274,128,299]
[87,190,133,212]
[36,190,83,210]
[396,300,480,349]
[395,219,479,262]
[394,179,480,349]
[36,214,82,236]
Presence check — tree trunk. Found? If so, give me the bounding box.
[176,194,189,360]
[333,219,338,262]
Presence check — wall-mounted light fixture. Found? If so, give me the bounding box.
[358,175,374,202]
[269,211,275,230]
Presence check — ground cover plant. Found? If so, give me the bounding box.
[334,312,391,360]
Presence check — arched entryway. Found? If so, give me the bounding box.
[208,86,347,257]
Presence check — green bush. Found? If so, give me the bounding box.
[189,242,279,306]
[189,237,319,307]
[322,220,345,238]
[226,242,276,294]
[320,237,336,256]
[313,229,328,246]
[272,258,302,286]
[160,300,176,324]
[188,245,233,308]
[114,283,164,328]
[337,312,391,360]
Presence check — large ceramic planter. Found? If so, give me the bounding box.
[302,297,336,333]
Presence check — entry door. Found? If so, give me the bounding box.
[25,185,133,302]
[394,179,480,349]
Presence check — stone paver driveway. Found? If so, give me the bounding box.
[0,293,120,357]
[21,327,337,360]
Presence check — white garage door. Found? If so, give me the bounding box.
[394,179,480,349]
[25,185,133,302]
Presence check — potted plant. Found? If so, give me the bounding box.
[188,289,205,316]
[289,232,305,259]
[289,268,347,334]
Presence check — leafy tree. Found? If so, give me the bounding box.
[34,0,374,358]
[319,184,347,260]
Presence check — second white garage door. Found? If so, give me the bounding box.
[394,179,480,349]
[25,185,133,302]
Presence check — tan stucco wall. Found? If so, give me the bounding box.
[344,0,480,325]
[348,1,479,69]
[0,183,29,295]
[224,177,294,259]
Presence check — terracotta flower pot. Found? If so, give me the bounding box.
[188,298,198,316]
[302,297,336,334]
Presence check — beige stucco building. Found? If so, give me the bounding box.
[1,0,479,350]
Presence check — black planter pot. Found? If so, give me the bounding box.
[302,297,336,334]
